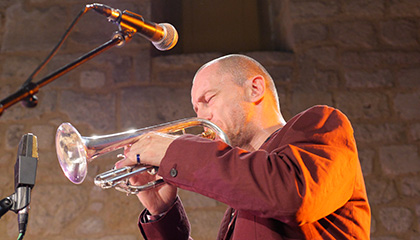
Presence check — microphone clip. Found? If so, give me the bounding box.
[0,189,29,218]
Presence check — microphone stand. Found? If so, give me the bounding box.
[0,32,128,116]
[0,4,133,117]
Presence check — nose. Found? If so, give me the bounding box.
[196,105,212,120]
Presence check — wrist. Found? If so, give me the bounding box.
[145,210,167,222]
[147,196,178,217]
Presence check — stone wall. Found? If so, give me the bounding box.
[0,0,419,239]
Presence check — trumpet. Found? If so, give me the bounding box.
[55,118,230,194]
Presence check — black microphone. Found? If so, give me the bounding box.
[88,3,178,51]
[13,133,38,236]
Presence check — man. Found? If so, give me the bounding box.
[116,54,371,239]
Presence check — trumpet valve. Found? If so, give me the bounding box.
[201,129,216,139]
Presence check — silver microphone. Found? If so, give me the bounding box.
[89,3,178,51]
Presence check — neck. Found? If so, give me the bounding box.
[245,123,284,151]
[241,112,285,151]
[240,99,286,151]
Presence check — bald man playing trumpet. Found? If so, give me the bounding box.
[116,54,371,240]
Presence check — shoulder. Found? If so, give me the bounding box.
[288,105,352,132]
[297,105,348,121]
[272,105,355,148]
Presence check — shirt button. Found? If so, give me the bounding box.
[170,168,178,177]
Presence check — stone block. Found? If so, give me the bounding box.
[0,152,13,166]
[342,0,385,16]
[1,4,68,52]
[29,125,55,150]
[75,216,104,235]
[119,86,195,129]
[358,148,374,176]
[290,1,339,19]
[371,217,376,234]
[0,128,4,151]
[371,236,403,240]
[132,50,151,83]
[5,124,25,149]
[0,84,12,102]
[331,21,377,48]
[397,67,420,88]
[245,52,295,65]
[276,86,291,119]
[344,69,394,88]
[389,0,420,17]
[400,175,420,197]
[335,91,390,120]
[379,145,420,176]
[95,48,151,83]
[365,178,397,204]
[416,204,420,216]
[80,70,106,89]
[89,184,110,201]
[342,51,420,68]
[179,189,219,208]
[88,202,103,212]
[187,209,227,240]
[299,46,338,68]
[353,123,406,145]
[410,123,420,141]
[0,55,40,81]
[380,19,418,47]
[0,159,12,187]
[291,91,333,115]
[152,53,222,69]
[379,207,413,233]
[59,90,116,132]
[154,69,197,84]
[96,235,138,240]
[394,93,420,120]
[36,151,69,184]
[293,22,328,44]
[265,66,293,83]
[29,184,89,236]
[295,63,339,91]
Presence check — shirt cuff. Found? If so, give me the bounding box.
[143,209,168,222]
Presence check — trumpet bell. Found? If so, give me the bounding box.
[56,122,88,184]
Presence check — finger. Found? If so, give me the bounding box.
[123,143,133,156]
[115,154,135,169]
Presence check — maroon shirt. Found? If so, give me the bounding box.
[139,105,371,239]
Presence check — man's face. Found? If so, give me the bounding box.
[191,64,253,147]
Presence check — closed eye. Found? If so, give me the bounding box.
[205,94,216,104]
[206,96,212,103]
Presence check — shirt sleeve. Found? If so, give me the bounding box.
[138,197,192,240]
[158,105,359,226]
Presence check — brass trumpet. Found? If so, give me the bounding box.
[55,118,230,194]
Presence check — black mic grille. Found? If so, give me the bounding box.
[14,134,38,189]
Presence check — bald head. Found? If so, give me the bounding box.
[194,54,280,109]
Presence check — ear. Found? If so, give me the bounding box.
[247,76,266,103]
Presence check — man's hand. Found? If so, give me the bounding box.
[115,131,178,215]
[123,131,178,167]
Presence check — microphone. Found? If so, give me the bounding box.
[88,3,178,51]
[13,133,38,236]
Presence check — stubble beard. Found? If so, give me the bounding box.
[225,111,256,150]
